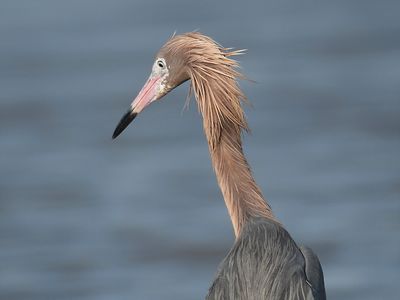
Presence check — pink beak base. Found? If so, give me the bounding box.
[130,76,161,113]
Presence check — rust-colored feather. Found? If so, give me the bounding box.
[162,33,276,236]
[162,32,248,149]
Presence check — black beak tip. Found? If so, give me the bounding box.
[112,110,137,139]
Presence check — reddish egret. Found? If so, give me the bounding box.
[112,32,326,299]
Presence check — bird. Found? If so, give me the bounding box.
[112,32,326,300]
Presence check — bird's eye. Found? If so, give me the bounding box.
[157,60,165,68]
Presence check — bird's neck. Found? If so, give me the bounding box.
[189,66,275,237]
[208,127,275,237]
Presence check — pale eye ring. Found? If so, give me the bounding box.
[157,60,165,68]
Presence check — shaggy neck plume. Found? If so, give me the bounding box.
[185,43,275,236]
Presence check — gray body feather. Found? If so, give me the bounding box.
[206,218,326,300]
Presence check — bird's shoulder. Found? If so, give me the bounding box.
[299,245,326,300]
[206,218,326,300]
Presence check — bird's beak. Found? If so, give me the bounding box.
[112,75,163,139]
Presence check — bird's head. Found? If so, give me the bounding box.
[112,32,247,141]
[112,35,192,139]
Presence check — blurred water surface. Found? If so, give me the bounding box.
[1,0,399,299]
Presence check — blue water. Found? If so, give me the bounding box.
[1,1,399,299]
